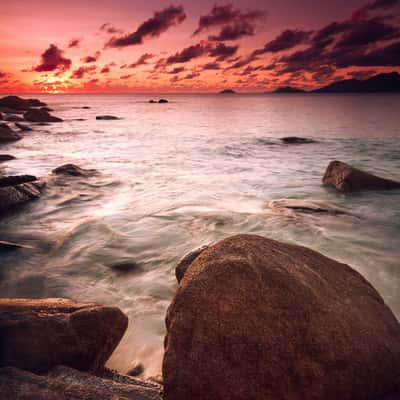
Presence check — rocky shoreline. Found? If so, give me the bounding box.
[1,96,400,399]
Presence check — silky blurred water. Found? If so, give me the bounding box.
[1,93,400,377]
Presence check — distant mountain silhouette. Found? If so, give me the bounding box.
[312,72,400,93]
[219,89,236,94]
[273,86,305,93]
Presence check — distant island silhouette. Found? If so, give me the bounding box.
[271,72,400,94]
[219,89,236,94]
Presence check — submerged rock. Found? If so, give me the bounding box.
[175,245,208,283]
[158,99,168,103]
[267,198,351,216]
[0,240,35,252]
[0,95,46,111]
[163,234,400,400]
[0,123,22,143]
[127,361,145,377]
[110,261,139,273]
[14,122,33,131]
[24,108,62,123]
[323,160,400,192]
[0,366,162,400]
[0,155,16,163]
[0,298,128,373]
[281,136,316,144]
[52,163,97,177]
[96,115,119,120]
[0,176,44,213]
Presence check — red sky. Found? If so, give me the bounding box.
[1,0,399,93]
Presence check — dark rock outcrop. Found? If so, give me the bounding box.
[0,124,22,143]
[96,115,119,120]
[323,160,400,192]
[52,163,97,177]
[0,366,161,400]
[14,122,33,131]
[175,245,208,283]
[0,96,46,111]
[273,86,305,93]
[3,114,24,122]
[281,136,316,144]
[0,155,15,163]
[0,298,128,373]
[163,234,400,400]
[0,176,44,213]
[24,108,62,123]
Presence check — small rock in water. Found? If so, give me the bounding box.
[149,99,156,103]
[14,122,33,131]
[0,240,35,252]
[110,261,139,273]
[24,107,62,123]
[175,245,209,283]
[267,198,351,216]
[281,136,316,144]
[4,114,24,122]
[0,123,22,143]
[323,160,400,192]
[158,99,168,103]
[82,106,90,109]
[96,115,119,120]
[52,163,98,177]
[0,154,16,162]
[127,361,145,377]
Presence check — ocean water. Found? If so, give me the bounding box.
[1,93,400,377]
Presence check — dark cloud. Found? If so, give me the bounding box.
[107,6,186,47]
[202,62,221,70]
[68,38,81,48]
[184,71,200,79]
[353,0,399,20]
[82,51,101,63]
[166,42,210,64]
[348,69,377,79]
[167,66,185,74]
[208,43,238,61]
[0,71,7,79]
[71,65,96,79]
[128,53,155,68]
[100,23,124,35]
[254,29,311,55]
[208,22,255,41]
[100,66,110,73]
[193,4,266,37]
[226,54,257,69]
[34,44,72,72]
[335,17,399,48]
[120,74,133,79]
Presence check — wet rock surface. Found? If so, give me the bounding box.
[0,123,22,143]
[52,163,98,177]
[323,160,400,192]
[24,108,62,123]
[0,298,128,373]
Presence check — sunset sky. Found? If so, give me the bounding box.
[1,0,399,93]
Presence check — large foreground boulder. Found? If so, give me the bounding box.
[323,160,400,192]
[163,234,400,400]
[24,108,62,123]
[0,366,161,400]
[0,298,128,373]
[0,123,22,143]
[0,175,44,213]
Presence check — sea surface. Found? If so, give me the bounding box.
[1,93,400,377]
